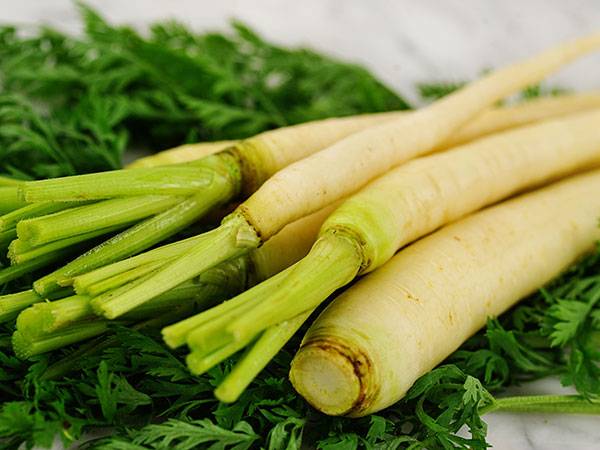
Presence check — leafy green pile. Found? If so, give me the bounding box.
[0,3,407,180]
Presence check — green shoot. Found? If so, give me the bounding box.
[20,155,237,202]
[91,214,259,319]
[215,310,312,403]
[16,195,181,246]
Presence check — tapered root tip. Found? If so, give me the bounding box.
[290,343,361,416]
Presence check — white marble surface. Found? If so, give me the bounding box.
[3,1,600,449]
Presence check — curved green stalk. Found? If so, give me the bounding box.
[91,214,260,319]
[186,333,257,376]
[17,195,182,246]
[21,154,239,201]
[215,310,312,403]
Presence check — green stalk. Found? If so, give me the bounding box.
[0,248,77,286]
[215,310,312,403]
[91,214,260,319]
[21,154,239,201]
[0,186,26,214]
[16,295,93,336]
[8,224,127,265]
[481,395,600,415]
[15,278,216,338]
[186,333,257,376]
[34,189,230,296]
[0,290,43,323]
[71,235,204,293]
[12,321,109,360]
[14,284,213,361]
[82,260,172,296]
[0,202,82,231]
[225,231,361,346]
[17,195,182,246]
[184,267,292,353]
[161,258,279,349]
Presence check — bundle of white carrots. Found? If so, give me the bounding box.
[3,33,600,417]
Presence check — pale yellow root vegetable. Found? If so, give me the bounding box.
[446,91,600,147]
[91,33,600,320]
[291,169,600,416]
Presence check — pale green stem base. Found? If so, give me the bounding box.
[215,309,313,403]
[91,214,259,319]
[227,231,361,345]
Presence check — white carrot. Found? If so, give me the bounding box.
[445,91,600,148]
[90,34,600,319]
[290,169,600,416]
